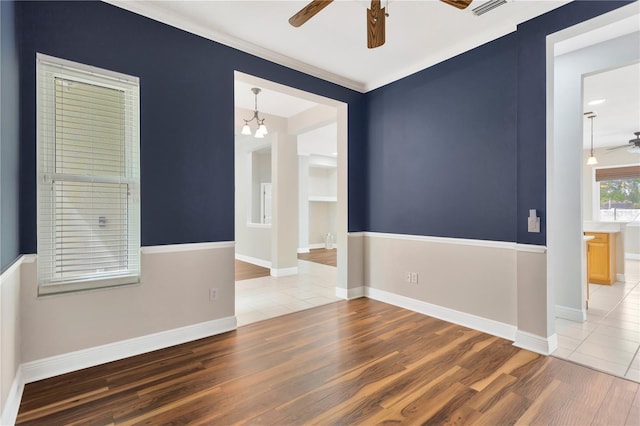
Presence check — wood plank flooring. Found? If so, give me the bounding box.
[16,299,639,425]
[297,248,336,267]
[235,259,270,281]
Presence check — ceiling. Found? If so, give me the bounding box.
[235,80,318,117]
[106,0,638,152]
[583,62,640,149]
[106,0,570,92]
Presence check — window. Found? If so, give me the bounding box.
[595,165,640,222]
[37,54,140,294]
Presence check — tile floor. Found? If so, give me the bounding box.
[235,259,341,327]
[553,259,640,382]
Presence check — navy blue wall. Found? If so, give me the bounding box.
[1,0,21,271]
[366,34,518,242]
[515,0,633,245]
[17,1,367,253]
[12,0,635,255]
[366,0,633,245]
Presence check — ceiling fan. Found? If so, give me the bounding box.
[607,132,640,154]
[288,0,473,49]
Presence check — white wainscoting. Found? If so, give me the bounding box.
[21,316,237,384]
[1,255,33,426]
[2,242,236,425]
[365,287,517,341]
[362,232,553,354]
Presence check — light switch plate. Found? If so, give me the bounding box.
[528,217,540,233]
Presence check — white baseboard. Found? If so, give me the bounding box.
[297,248,310,254]
[617,273,625,283]
[335,286,365,300]
[625,253,640,260]
[235,253,271,269]
[309,243,330,250]
[364,287,517,342]
[555,305,586,322]
[21,316,237,385]
[1,366,24,426]
[514,330,558,355]
[270,267,298,277]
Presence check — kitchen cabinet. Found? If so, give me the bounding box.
[585,232,617,285]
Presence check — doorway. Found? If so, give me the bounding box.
[546,3,640,381]
[233,71,349,326]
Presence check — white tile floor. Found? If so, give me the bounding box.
[235,259,342,327]
[553,259,640,382]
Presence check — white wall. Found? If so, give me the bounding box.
[626,224,640,258]
[309,202,337,246]
[298,155,310,252]
[251,149,271,224]
[308,166,337,246]
[234,107,286,264]
[309,166,336,198]
[0,257,24,424]
[271,133,299,273]
[298,123,338,251]
[551,31,640,318]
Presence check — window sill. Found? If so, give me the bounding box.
[38,274,140,296]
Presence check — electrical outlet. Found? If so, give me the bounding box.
[209,288,218,301]
[411,272,418,284]
[405,272,412,283]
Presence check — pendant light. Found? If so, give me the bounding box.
[241,88,268,138]
[585,112,598,165]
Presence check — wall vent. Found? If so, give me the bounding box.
[472,0,507,16]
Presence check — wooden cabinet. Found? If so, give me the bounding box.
[585,232,616,285]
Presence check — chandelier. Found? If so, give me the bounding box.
[241,88,268,138]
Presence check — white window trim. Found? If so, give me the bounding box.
[36,53,141,295]
[592,162,640,222]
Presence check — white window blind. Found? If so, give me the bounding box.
[37,54,140,294]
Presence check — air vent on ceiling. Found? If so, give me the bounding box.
[472,0,507,16]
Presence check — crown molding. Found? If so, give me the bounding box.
[102,1,366,93]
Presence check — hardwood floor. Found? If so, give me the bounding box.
[235,259,270,281]
[17,299,639,425]
[297,248,336,267]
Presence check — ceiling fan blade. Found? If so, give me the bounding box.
[367,0,386,49]
[606,144,633,151]
[440,0,473,10]
[289,0,334,27]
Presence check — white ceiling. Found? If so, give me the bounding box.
[234,80,318,117]
[106,0,570,92]
[583,62,640,149]
[105,0,638,153]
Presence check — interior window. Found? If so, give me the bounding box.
[596,166,640,222]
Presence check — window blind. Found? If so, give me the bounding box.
[37,54,140,294]
[595,165,640,182]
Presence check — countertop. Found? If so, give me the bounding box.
[583,221,621,233]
